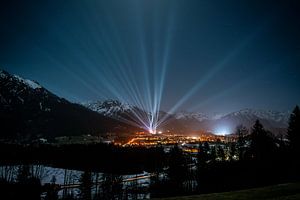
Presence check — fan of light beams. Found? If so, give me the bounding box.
[44,1,261,134]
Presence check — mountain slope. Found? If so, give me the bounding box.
[84,100,134,117]
[0,70,136,141]
[198,109,290,135]
[175,112,209,122]
[83,100,190,134]
[83,98,290,135]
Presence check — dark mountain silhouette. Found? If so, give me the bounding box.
[0,69,289,141]
[85,101,289,136]
[84,100,189,134]
[0,70,137,141]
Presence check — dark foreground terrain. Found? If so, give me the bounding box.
[155,182,300,200]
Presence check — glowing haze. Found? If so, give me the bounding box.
[1,0,300,133]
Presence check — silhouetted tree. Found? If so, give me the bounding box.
[287,106,300,156]
[16,165,41,200]
[79,171,92,200]
[197,142,210,165]
[62,192,75,200]
[166,145,187,195]
[99,173,123,200]
[45,175,58,200]
[50,175,56,185]
[235,125,248,160]
[210,146,217,162]
[249,120,276,161]
[16,165,31,183]
[228,143,237,161]
[94,172,100,198]
[129,174,139,200]
[149,165,163,198]
[217,145,225,161]
[44,183,58,200]
[196,142,212,192]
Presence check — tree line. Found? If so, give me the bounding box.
[150,105,300,197]
[0,105,299,199]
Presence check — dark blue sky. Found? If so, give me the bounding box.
[1,0,299,114]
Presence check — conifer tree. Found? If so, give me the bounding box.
[167,145,187,194]
[250,120,275,161]
[287,105,300,155]
[236,125,248,160]
[79,171,92,200]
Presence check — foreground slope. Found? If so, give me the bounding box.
[155,182,300,200]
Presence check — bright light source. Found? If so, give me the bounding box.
[214,127,230,135]
[217,131,227,136]
[149,129,156,134]
[158,131,163,134]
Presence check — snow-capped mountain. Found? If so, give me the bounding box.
[84,100,134,117]
[83,98,291,135]
[227,109,290,126]
[198,108,290,135]
[175,111,225,122]
[175,111,209,122]
[0,69,136,141]
[2,69,291,141]
[83,100,190,133]
[0,70,54,107]
[12,75,42,89]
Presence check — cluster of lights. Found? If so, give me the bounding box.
[123,133,234,147]
[148,129,156,134]
[148,128,163,135]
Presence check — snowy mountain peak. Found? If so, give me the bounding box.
[13,75,42,89]
[175,111,226,122]
[175,111,209,122]
[0,69,41,90]
[83,100,134,117]
[226,108,290,125]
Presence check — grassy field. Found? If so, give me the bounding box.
[155,182,300,200]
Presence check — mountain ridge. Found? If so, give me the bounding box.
[0,69,291,140]
[84,100,290,135]
[0,69,137,141]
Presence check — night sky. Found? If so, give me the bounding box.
[1,0,300,114]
